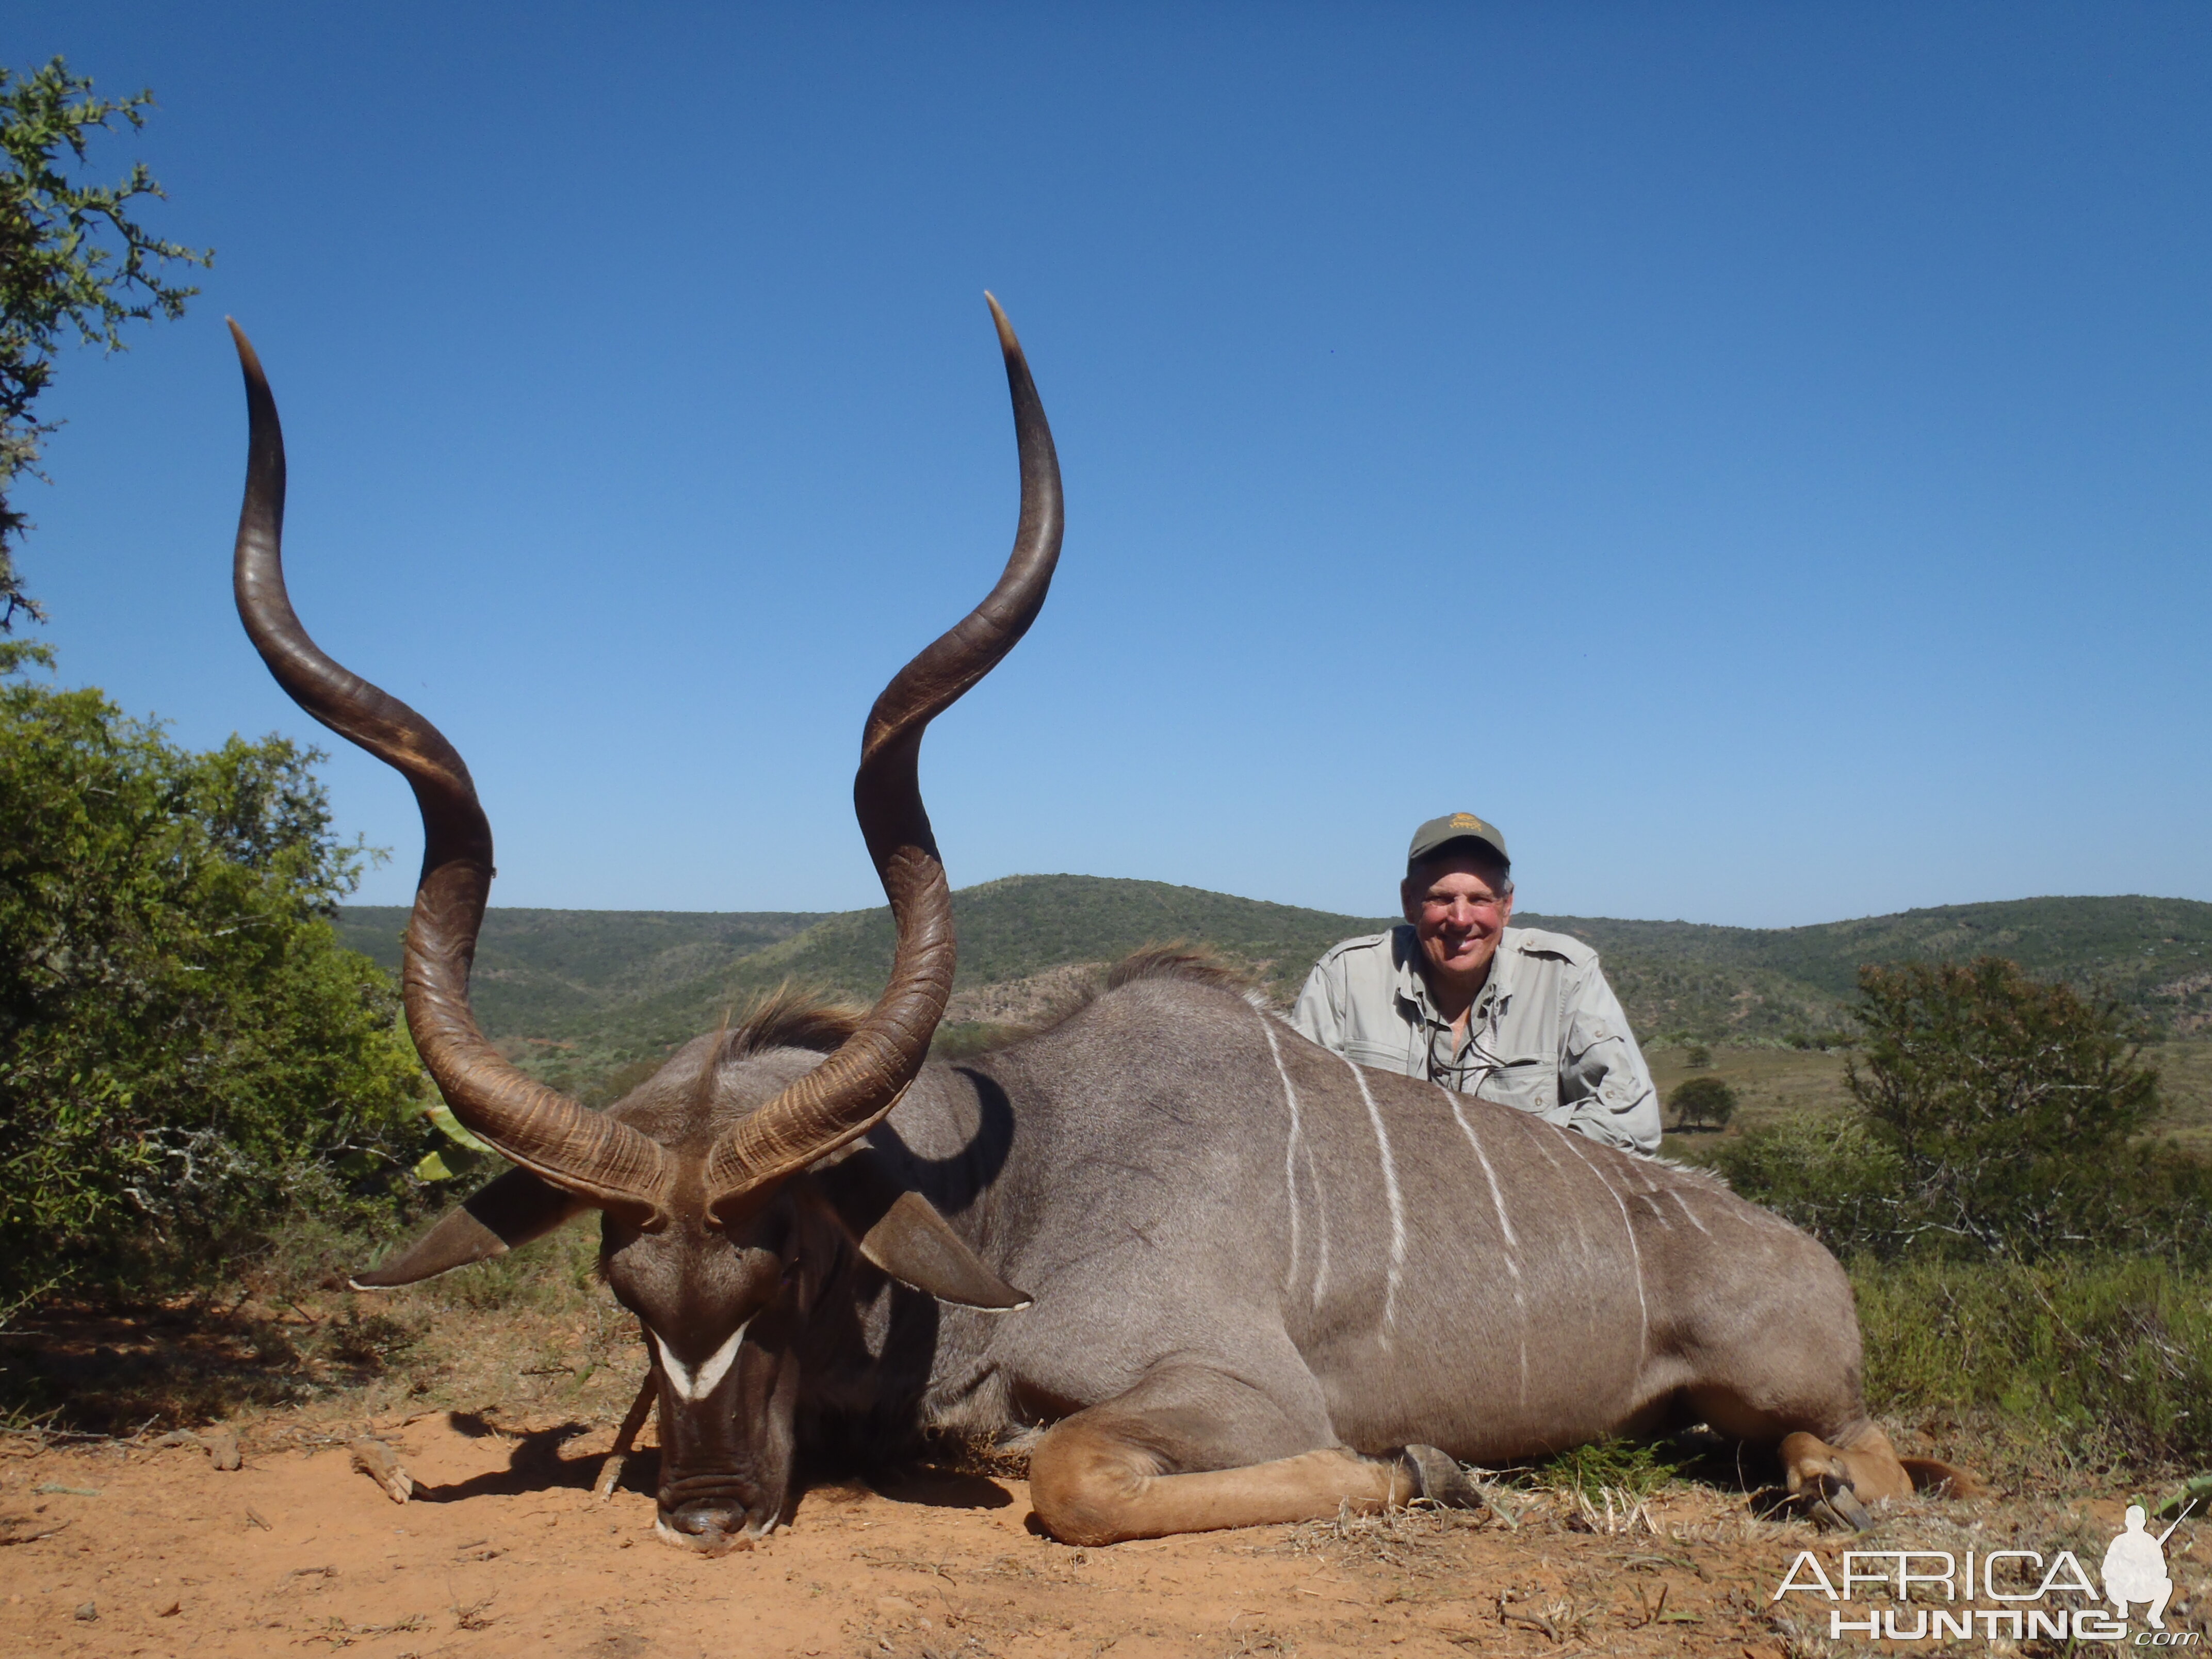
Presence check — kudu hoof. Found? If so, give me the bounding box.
[1402,1444,1483,1510]
[1806,1475,1876,1533]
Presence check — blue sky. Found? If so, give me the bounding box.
[12,4,2210,926]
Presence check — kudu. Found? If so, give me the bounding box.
[226,304,1969,1552]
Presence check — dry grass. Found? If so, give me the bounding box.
[1650,1036,2212,1158]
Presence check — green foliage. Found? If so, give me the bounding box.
[1682,1042,1712,1069]
[1711,955,2207,1263]
[1525,1436,1695,1501]
[1667,1073,1735,1131]
[0,667,430,1302]
[0,56,212,627]
[1853,1254,2212,1468]
[1708,1111,1908,1248]
[1850,956,2163,1256]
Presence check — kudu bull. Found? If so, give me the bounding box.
[225,303,1969,1552]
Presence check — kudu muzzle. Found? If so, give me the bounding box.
[650,1327,801,1550]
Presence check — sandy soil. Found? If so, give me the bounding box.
[0,1411,1801,1658]
[7,1409,2202,1659]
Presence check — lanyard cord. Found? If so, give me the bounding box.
[1426,997,1507,1094]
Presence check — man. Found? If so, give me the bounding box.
[1290,812,1662,1155]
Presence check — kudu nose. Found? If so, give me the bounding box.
[668,1498,744,1539]
[656,1471,769,1551]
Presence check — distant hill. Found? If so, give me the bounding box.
[335,906,829,1033]
[338,877,1392,1092]
[1516,895,2212,1045]
[338,883,2212,1096]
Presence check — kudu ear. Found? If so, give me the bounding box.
[806,1149,1031,1313]
[350,1167,590,1290]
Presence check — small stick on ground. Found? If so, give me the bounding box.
[349,1436,413,1504]
[594,1372,658,1502]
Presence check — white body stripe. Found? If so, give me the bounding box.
[1446,1093,1522,1255]
[1301,1134,1331,1306]
[1668,1188,1714,1236]
[652,1322,750,1403]
[1259,1018,1305,1296]
[1559,1135,1649,1361]
[1339,1056,1406,1338]
[1443,1088,1527,1406]
[1523,1119,1598,1281]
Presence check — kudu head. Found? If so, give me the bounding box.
[226,300,1061,1549]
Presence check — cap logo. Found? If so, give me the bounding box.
[1451,813,1485,830]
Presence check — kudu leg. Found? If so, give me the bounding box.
[594,1371,658,1502]
[1689,1370,1981,1526]
[1026,1362,1447,1547]
[1678,1284,1981,1526]
[1029,1420,1412,1546]
[1780,1423,1982,1516]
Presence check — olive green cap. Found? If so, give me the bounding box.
[1407,811,1509,871]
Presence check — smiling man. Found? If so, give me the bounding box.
[1289,812,1662,1154]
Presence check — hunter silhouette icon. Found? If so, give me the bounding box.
[2103,1502,2191,1629]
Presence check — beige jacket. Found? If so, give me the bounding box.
[1288,924,1661,1154]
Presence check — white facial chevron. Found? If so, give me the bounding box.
[650,1321,751,1403]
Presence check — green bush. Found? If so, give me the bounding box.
[0,668,433,1302]
[1853,1254,2212,1468]
[1668,1074,1736,1131]
[1849,956,2163,1256]
[1708,1111,1907,1250]
[1710,954,2202,1263]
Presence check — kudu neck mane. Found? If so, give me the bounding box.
[694,947,1268,1083]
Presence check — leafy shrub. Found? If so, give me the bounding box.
[1853,1254,2212,1467]
[1711,954,2206,1264]
[1527,1436,1695,1500]
[1848,956,2162,1255]
[1668,1074,1736,1131]
[1707,1112,1907,1250]
[0,668,434,1302]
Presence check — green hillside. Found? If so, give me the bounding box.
[337,883,2212,1096]
[1521,895,2212,1042]
[334,906,828,1039]
[713,873,1386,1006]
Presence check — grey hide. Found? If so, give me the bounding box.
[844,979,1853,1464]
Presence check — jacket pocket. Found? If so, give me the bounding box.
[1478,1054,1556,1114]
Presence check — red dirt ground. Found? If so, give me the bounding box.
[6,1408,2202,1658]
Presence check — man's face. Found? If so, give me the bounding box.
[1400,852,1515,990]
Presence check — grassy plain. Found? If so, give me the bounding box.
[1650,1036,2212,1160]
